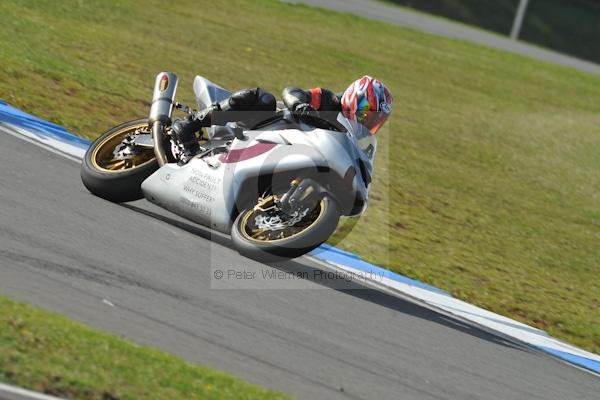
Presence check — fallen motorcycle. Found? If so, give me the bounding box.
[81,72,377,260]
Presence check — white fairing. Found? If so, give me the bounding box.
[141,157,235,232]
[193,76,232,110]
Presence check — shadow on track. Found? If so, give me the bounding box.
[121,202,530,354]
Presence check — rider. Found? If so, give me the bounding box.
[172,76,393,159]
[282,75,393,134]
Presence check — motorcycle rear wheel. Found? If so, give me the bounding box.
[81,118,158,203]
[231,194,340,261]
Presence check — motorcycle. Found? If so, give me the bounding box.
[81,72,377,260]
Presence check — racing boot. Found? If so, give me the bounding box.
[171,114,202,163]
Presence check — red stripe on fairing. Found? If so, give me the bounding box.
[218,142,277,164]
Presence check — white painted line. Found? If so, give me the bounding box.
[0,383,63,400]
[102,298,115,307]
[0,123,84,162]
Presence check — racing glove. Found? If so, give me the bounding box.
[294,103,320,123]
[171,114,202,157]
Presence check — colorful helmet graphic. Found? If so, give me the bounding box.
[340,76,393,134]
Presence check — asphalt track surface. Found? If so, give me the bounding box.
[292,0,600,75]
[2,126,600,399]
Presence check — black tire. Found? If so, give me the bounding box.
[81,118,159,203]
[231,196,341,262]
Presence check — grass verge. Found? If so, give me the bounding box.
[0,0,598,359]
[0,295,289,400]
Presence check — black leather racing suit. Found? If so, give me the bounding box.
[281,87,342,113]
[213,86,342,121]
[172,86,342,158]
[281,87,344,128]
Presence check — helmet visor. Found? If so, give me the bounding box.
[359,109,390,134]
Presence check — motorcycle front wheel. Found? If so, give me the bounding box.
[81,118,158,203]
[231,194,340,261]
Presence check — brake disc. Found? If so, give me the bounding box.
[254,208,310,231]
[112,129,148,161]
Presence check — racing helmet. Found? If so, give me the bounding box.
[340,76,393,134]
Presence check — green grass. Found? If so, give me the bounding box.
[0,0,598,372]
[0,295,289,399]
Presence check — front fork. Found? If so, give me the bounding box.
[278,178,327,214]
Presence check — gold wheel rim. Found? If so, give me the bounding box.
[91,123,155,173]
[239,197,327,244]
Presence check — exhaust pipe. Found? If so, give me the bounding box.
[151,121,169,167]
[149,72,178,166]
